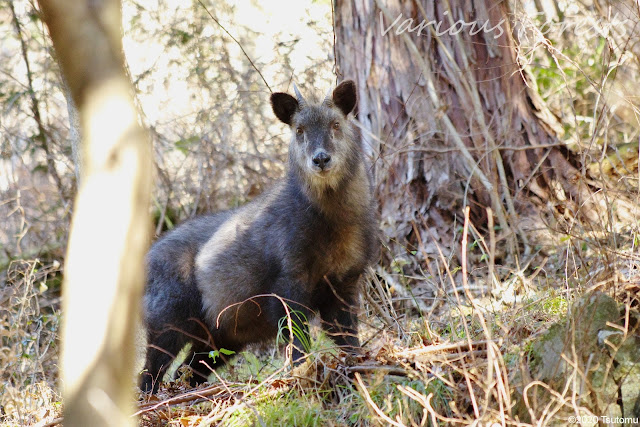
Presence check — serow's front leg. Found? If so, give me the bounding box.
[319,284,361,352]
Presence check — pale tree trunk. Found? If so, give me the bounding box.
[37,1,152,426]
[335,0,599,270]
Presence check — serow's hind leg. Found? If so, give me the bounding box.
[140,325,199,393]
[140,339,175,394]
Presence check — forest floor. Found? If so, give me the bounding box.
[2,210,639,426]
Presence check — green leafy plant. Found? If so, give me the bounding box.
[208,348,236,363]
[277,309,311,354]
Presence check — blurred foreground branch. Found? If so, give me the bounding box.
[37,0,152,426]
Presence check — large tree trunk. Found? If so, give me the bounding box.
[37,1,152,426]
[335,0,599,273]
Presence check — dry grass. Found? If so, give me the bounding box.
[1,260,62,426]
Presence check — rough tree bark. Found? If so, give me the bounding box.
[334,0,599,271]
[37,1,152,426]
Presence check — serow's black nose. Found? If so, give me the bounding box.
[312,152,331,170]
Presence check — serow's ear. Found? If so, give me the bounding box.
[270,92,299,125]
[332,80,357,116]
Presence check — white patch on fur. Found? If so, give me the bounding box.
[195,187,282,327]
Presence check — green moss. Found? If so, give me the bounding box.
[541,296,568,317]
[530,293,622,382]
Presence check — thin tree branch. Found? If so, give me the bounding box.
[9,0,65,199]
[195,0,271,93]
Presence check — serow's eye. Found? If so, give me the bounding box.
[296,127,304,135]
[332,122,340,130]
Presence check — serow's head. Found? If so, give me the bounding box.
[271,80,359,190]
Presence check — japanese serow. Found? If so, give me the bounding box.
[140,80,378,393]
